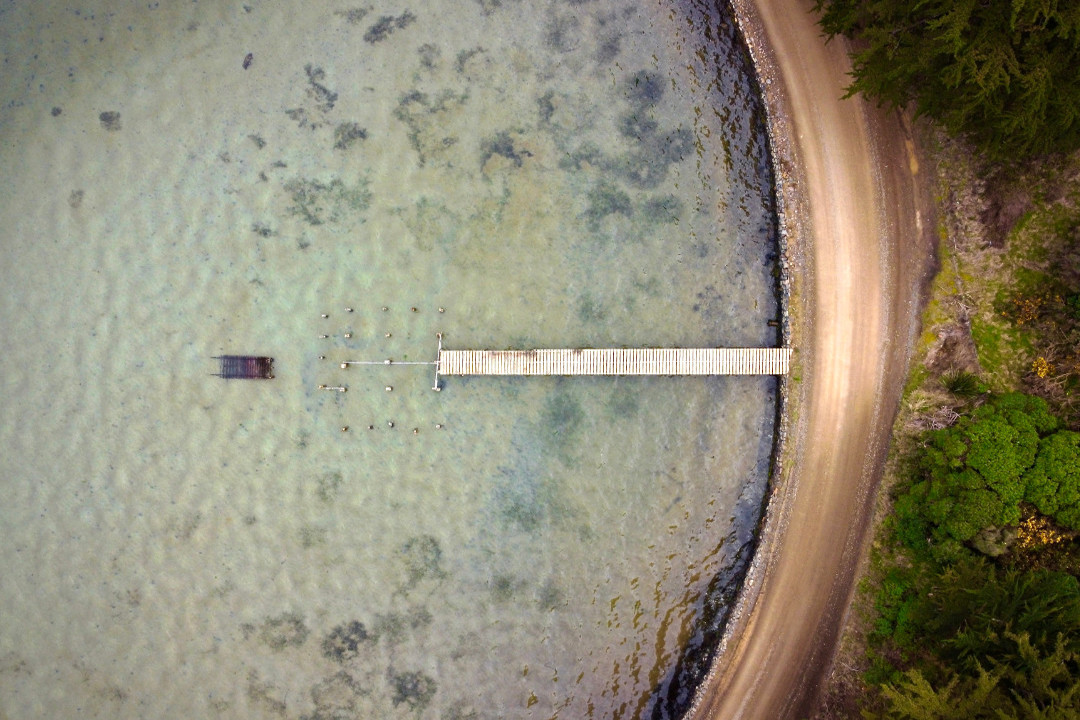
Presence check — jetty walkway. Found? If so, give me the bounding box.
[436,347,791,376]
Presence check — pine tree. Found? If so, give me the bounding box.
[878,666,1005,719]
[814,0,1080,159]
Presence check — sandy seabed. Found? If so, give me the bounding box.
[0,1,785,718]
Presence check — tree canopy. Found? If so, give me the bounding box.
[868,393,1080,715]
[895,393,1080,562]
[814,0,1080,159]
[872,561,1080,719]
[1025,430,1080,528]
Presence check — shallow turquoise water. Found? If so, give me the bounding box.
[0,0,778,717]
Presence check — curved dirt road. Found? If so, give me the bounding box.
[690,0,936,717]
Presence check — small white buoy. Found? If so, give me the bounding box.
[435,423,443,430]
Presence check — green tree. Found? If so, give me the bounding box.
[1025,430,1080,529]
[923,565,1080,663]
[871,560,1080,718]
[877,666,1004,719]
[876,634,1080,719]
[897,393,1057,559]
[814,0,1080,159]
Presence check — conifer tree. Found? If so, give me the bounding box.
[814,0,1080,159]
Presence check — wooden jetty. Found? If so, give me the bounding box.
[436,347,791,377]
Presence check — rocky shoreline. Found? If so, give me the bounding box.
[686,0,810,711]
[686,0,938,716]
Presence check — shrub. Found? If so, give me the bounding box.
[941,370,981,397]
[896,393,1065,558]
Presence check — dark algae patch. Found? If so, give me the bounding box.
[488,414,583,535]
[583,179,632,229]
[303,64,337,112]
[389,669,437,709]
[536,577,565,610]
[543,389,584,447]
[98,111,121,131]
[393,90,469,166]
[418,42,441,69]
[625,69,665,106]
[257,612,310,650]
[321,621,371,663]
[536,90,556,125]
[619,126,695,189]
[251,222,275,237]
[577,293,609,323]
[286,64,339,130]
[333,7,370,25]
[333,122,367,151]
[315,470,344,502]
[299,525,327,548]
[284,177,371,226]
[544,12,582,53]
[373,606,432,645]
[640,194,683,224]
[399,534,446,589]
[552,69,694,192]
[619,111,660,142]
[490,573,519,601]
[306,671,366,719]
[480,130,532,169]
[364,11,416,43]
[455,46,486,75]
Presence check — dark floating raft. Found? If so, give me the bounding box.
[214,355,274,379]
